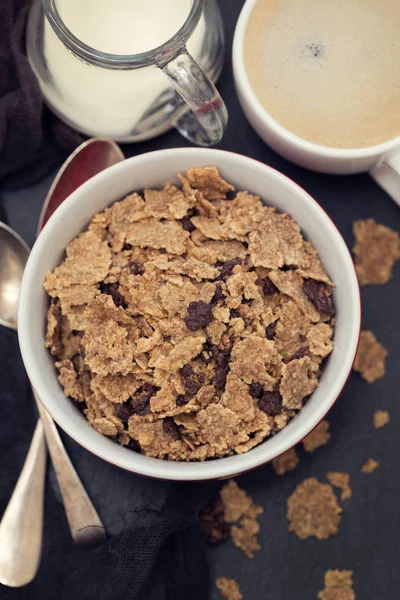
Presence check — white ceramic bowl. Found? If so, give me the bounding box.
[18,148,361,481]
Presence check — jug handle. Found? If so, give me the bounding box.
[161,48,228,146]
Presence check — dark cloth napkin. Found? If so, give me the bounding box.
[0,321,210,599]
[0,0,83,189]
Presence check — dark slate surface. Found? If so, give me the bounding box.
[1,1,400,598]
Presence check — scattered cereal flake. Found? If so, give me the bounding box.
[287,477,342,539]
[303,421,331,452]
[220,192,265,239]
[127,415,189,460]
[158,278,200,318]
[226,271,263,303]
[125,218,189,255]
[220,480,254,522]
[186,167,234,200]
[222,373,256,423]
[215,577,243,600]
[280,357,318,410]
[219,480,263,557]
[196,405,249,455]
[307,323,334,358]
[81,295,138,377]
[273,299,313,362]
[231,517,261,559]
[91,373,141,404]
[44,231,111,290]
[353,218,400,285]
[361,458,379,473]
[147,256,219,281]
[203,240,247,262]
[353,330,388,383]
[373,409,390,429]
[154,335,205,372]
[269,270,322,323]
[297,242,333,285]
[93,416,124,437]
[107,193,146,237]
[230,334,282,387]
[272,448,300,476]
[234,414,273,455]
[144,183,195,220]
[318,570,355,600]
[191,215,227,240]
[248,210,304,270]
[56,359,85,402]
[326,472,352,501]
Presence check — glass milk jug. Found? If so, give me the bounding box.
[27,0,227,145]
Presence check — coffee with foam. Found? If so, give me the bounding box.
[244,0,400,149]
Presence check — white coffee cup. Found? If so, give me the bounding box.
[233,0,400,206]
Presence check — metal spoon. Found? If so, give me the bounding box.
[0,139,124,587]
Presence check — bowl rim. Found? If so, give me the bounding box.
[18,148,361,481]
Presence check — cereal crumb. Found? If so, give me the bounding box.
[318,570,355,600]
[373,410,390,429]
[201,480,264,559]
[326,472,352,501]
[272,448,300,475]
[286,477,342,539]
[353,218,400,285]
[353,331,388,383]
[231,516,260,559]
[303,420,331,452]
[361,458,379,473]
[220,480,263,523]
[216,577,243,600]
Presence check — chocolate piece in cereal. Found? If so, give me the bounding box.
[373,409,390,429]
[44,167,335,461]
[318,570,355,600]
[184,301,213,331]
[361,458,379,473]
[302,278,335,318]
[258,391,282,415]
[216,577,243,600]
[326,472,352,501]
[303,420,331,452]
[272,448,300,476]
[353,218,400,285]
[287,477,342,539]
[353,330,388,383]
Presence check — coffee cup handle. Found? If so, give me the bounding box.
[370,150,400,207]
[160,48,228,147]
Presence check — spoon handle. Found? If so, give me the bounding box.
[34,392,106,547]
[0,421,46,587]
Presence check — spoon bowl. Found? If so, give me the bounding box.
[0,223,29,330]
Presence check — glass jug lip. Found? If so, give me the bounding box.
[42,0,204,70]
